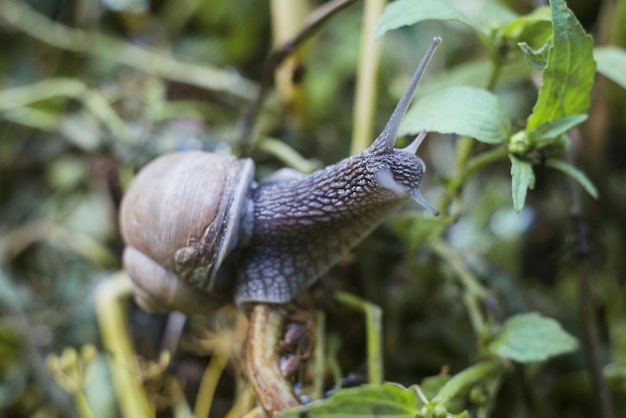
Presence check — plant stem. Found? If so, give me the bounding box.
[439,145,508,213]
[351,0,387,154]
[430,242,490,299]
[430,241,490,335]
[270,0,309,122]
[455,136,475,169]
[334,291,383,384]
[485,60,503,92]
[225,387,257,418]
[95,272,154,418]
[462,146,509,181]
[312,310,326,400]
[73,391,97,418]
[432,359,500,405]
[237,0,359,154]
[438,136,474,216]
[257,137,319,173]
[245,304,300,417]
[194,353,228,418]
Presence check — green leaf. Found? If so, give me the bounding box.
[500,6,552,45]
[546,159,599,199]
[526,0,595,129]
[400,87,511,144]
[527,114,587,146]
[517,41,550,70]
[420,57,532,95]
[489,312,579,362]
[594,46,626,90]
[477,1,518,28]
[278,383,419,417]
[510,156,534,212]
[374,0,478,38]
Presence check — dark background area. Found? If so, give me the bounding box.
[0,0,624,417]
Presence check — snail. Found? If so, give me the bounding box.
[119,37,441,316]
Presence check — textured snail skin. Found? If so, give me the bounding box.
[236,144,426,305]
[233,37,443,306]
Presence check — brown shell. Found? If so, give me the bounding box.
[119,151,254,294]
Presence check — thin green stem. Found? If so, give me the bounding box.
[257,137,319,173]
[334,291,383,384]
[3,107,60,131]
[432,359,501,405]
[170,379,195,418]
[462,293,485,340]
[441,144,509,213]
[0,78,84,111]
[430,241,489,299]
[95,272,154,418]
[73,391,97,418]
[312,310,326,400]
[455,136,475,169]
[326,334,344,388]
[194,353,227,418]
[462,146,509,181]
[485,60,503,92]
[430,241,490,334]
[438,136,474,215]
[350,0,387,154]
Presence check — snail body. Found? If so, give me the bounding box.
[119,38,441,315]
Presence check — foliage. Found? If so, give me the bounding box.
[1,0,625,417]
[378,0,597,212]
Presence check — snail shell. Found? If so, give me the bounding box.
[120,152,254,314]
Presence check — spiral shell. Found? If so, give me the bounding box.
[119,151,254,314]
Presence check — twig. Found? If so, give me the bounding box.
[245,304,300,417]
[236,0,360,154]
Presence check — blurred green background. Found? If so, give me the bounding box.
[0,0,625,417]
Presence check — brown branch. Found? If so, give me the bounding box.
[237,0,360,155]
[246,304,300,417]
